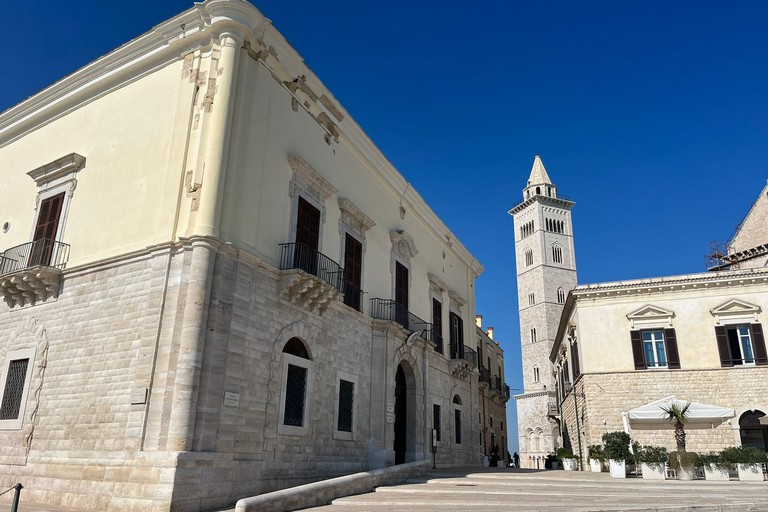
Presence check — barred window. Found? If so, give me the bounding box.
[283,364,307,426]
[0,358,29,420]
[337,380,354,432]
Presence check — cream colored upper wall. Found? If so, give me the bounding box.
[0,60,190,267]
[573,277,768,373]
[220,55,477,331]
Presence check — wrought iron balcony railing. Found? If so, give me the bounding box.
[479,366,491,386]
[342,282,364,312]
[279,242,345,293]
[433,332,444,354]
[461,345,477,367]
[503,384,511,399]
[370,298,432,342]
[494,376,502,392]
[0,239,70,276]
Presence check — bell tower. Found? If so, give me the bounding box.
[509,155,577,468]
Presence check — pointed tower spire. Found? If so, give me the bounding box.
[522,155,558,201]
[528,155,552,186]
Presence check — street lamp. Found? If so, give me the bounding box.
[564,380,583,471]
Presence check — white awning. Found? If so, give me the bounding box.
[622,396,735,432]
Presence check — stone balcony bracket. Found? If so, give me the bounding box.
[0,267,63,308]
[278,269,340,316]
[450,360,473,380]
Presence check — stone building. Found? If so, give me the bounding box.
[475,316,510,465]
[509,156,577,468]
[551,183,768,459]
[0,1,483,510]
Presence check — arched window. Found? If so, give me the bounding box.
[739,410,768,451]
[557,287,565,304]
[530,328,537,344]
[528,293,535,305]
[279,338,313,434]
[453,395,463,444]
[525,249,533,266]
[533,365,540,383]
[536,186,541,195]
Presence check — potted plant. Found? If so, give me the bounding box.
[660,401,696,480]
[587,444,605,472]
[699,452,730,481]
[602,431,631,478]
[557,447,578,471]
[636,445,668,480]
[545,453,558,470]
[720,446,767,481]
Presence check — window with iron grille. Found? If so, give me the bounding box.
[0,359,29,421]
[283,364,307,426]
[337,379,354,432]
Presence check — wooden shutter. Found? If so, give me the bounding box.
[32,193,65,267]
[571,341,581,378]
[296,197,320,250]
[714,326,733,367]
[751,323,768,366]
[395,262,408,310]
[664,328,681,369]
[432,299,443,354]
[343,234,362,310]
[630,331,646,370]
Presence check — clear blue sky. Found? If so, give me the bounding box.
[4,1,767,454]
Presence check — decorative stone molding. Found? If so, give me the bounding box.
[449,290,467,310]
[428,274,448,295]
[27,153,85,186]
[278,269,340,316]
[338,198,375,236]
[450,359,473,380]
[0,267,62,308]
[389,230,418,261]
[626,304,675,329]
[710,299,761,325]
[288,155,338,201]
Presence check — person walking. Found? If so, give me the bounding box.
[513,451,520,468]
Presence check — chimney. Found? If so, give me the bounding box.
[487,327,494,340]
[475,315,483,328]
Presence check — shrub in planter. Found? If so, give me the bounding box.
[699,452,730,481]
[587,444,604,472]
[602,431,631,478]
[669,451,699,480]
[636,445,668,480]
[720,446,766,481]
[545,453,558,469]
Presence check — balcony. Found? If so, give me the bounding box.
[278,242,345,315]
[449,343,476,379]
[478,366,491,389]
[370,298,433,343]
[433,332,444,354]
[502,384,511,401]
[0,238,70,307]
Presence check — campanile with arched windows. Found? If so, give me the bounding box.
[509,155,578,468]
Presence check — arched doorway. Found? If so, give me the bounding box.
[739,410,768,451]
[394,365,407,464]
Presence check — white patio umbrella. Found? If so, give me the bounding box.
[622,395,735,432]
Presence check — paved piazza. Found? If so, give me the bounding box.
[306,468,768,512]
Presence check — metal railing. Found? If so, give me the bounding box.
[370,298,432,342]
[479,366,491,386]
[494,376,502,392]
[279,242,345,293]
[0,239,70,276]
[342,282,364,312]
[461,345,477,366]
[433,332,444,354]
[503,384,511,399]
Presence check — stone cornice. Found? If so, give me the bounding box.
[27,153,86,185]
[338,198,375,232]
[508,194,575,216]
[288,155,338,199]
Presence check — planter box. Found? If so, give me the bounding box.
[589,458,602,472]
[704,464,730,481]
[609,459,626,479]
[641,463,665,480]
[737,463,764,481]
[562,458,578,471]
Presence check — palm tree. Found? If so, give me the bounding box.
[661,401,691,453]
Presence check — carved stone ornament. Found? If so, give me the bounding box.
[449,290,467,309]
[389,230,418,260]
[450,359,473,380]
[288,156,338,201]
[0,267,62,308]
[278,269,340,316]
[338,198,375,234]
[428,273,448,295]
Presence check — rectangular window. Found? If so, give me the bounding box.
[395,262,409,327]
[283,364,308,426]
[0,359,29,421]
[525,249,533,266]
[433,404,441,442]
[295,197,321,275]
[32,193,65,267]
[490,416,493,428]
[717,324,762,366]
[432,299,443,354]
[337,379,354,432]
[528,293,535,305]
[343,234,363,311]
[454,410,462,444]
[642,330,667,367]
[449,312,464,359]
[530,328,537,344]
[630,329,680,370]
